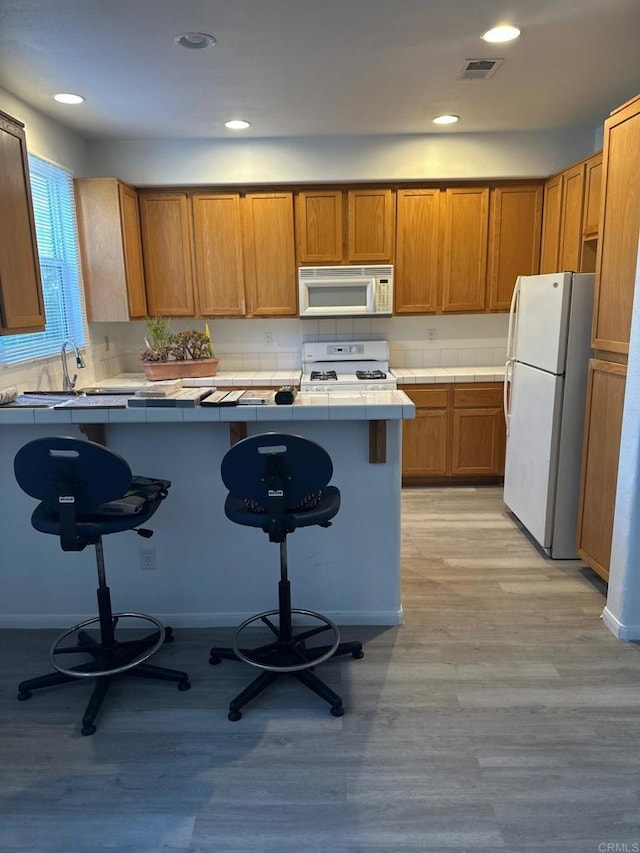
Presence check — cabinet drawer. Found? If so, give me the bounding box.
[405,386,449,408]
[453,384,502,408]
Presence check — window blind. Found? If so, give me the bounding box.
[0,156,87,364]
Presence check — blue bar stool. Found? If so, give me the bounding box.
[209,432,364,720]
[13,436,191,736]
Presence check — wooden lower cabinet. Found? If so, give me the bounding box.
[402,387,449,478]
[577,359,627,581]
[402,383,506,484]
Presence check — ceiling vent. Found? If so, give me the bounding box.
[456,58,504,80]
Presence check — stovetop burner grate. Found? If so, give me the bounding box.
[355,369,387,380]
[310,370,338,381]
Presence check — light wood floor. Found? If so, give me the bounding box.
[2,486,639,852]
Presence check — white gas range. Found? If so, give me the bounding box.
[300,340,397,392]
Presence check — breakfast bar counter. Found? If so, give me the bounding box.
[0,392,414,629]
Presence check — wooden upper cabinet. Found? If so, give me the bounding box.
[487,184,543,311]
[296,189,343,264]
[577,359,627,581]
[347,188,395,262]
[139,192,195,317]
[192,193,245,316]
[0,111,45,334]
[593,94,640,353]
[394,189,441,313]
[75,178,147,322]
[243,191,297,316]
[582,152,603,238]
[540,174,563,273]
[441,187,489,312]
[558,163,585,272]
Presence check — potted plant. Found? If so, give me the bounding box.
[140,316,219,380]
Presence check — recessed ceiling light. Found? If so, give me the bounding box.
[52,93,84,105]
[225,120,251,130]
[174,32,216,49]
[432,114,459,125]
[481,25,521,43]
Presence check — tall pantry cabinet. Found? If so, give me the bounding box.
[577,94,640,581]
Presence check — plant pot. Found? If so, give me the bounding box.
[140,357,219,381]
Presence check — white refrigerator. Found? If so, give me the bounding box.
[503,272,594,558]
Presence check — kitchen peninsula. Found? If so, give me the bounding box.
[0,391,414,630]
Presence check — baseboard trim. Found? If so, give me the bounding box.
[0,608,404,630]
[601,606,640,640]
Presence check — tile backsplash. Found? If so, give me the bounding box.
[0,313,508,391]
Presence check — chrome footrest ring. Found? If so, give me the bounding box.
[48,612,166,678]
[231,608,341,673]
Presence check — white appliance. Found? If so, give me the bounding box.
[298,265,393,318]
[503,272,594,559]
[300,340,397,391]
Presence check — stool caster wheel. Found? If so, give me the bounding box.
[177,680,191,691]
[353,650,364,660]
[17,690,31,701]
[330,705,344,717]
[228,708,242,722]
[209,656,221,665]
[164,627,174,644]
[81,725,96,737]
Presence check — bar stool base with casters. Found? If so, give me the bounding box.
[209,433,364,721]
[14,436,191,736]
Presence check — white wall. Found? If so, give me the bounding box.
[0,87,87,174]
[85,128,596,184]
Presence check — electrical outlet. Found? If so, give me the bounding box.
[427,328,437,342]
[264,331,273,347]
[140,547,156,570]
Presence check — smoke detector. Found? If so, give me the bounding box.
[456,59,504,80]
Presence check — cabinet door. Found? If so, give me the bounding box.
[192,193,245,316]
[593,95,640,353]
[577,359,627,581]
[296,189,343,264]
[539,174,563,274]
[140,192,195,316]
[403,410,449,477]
[402,386,450,478]
[451,385,506,475]
[487,184,543,311]
[243,192,297,316]
[394,189,440,313]
[347,188,394,262]
[0,111,44,333]
[441,187,489,312]
[558,163,585,273]
[76,178,147,321]
[118,183,147,319]
[582,152,603,238]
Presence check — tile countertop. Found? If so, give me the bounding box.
[390,365,506,384]
[0,390,415,424]
[81,367,506,391]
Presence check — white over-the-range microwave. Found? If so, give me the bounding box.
[298,265,393,318]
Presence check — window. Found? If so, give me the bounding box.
[0,156,86,364]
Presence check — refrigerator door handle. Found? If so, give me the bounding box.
[506,276,521,362]
[504,358,514,434]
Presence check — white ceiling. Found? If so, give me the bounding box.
[0,0,639,141]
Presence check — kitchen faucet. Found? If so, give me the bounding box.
[60,339,86,392]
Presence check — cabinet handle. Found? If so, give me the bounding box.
[503,359,514,435]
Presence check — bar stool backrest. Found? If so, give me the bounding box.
[221,432,333,512]
[14,436,132,513]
